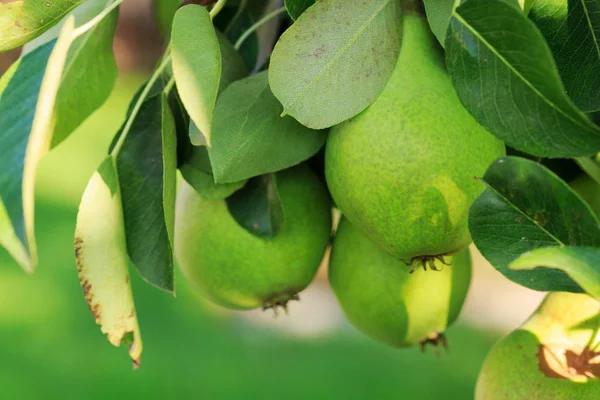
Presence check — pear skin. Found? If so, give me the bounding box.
[325,13,505,261]
[329,217,472,348]
[475,292,600,399]
[174,165,331,310]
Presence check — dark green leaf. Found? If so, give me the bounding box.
[446,0,600,157]
[209,71,326,183]
[217,31,248,91]
[511,246,600,299]
[0,42,53,268]
[167,87,192,167]
[423,0,459,47]
[285,0,315,20]
[180,146,247,200]
[214,8,259,71]
[171,4,221,145]
[469,156,600,292]
[576,155,600,185]
[116,94,177,293]
[225,174,284,238]
[530,0,600,112]
[0,0,85,52]
[269,0,403,129]
[0,16,77,272]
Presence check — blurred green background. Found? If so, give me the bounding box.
[0,73,501,399]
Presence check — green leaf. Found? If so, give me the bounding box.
[0,1,118,272]
[154,0,179,36]
[171,4,221,146]
[576,156,600,185]
[511,246,600,299]
[0,0,85,52]
[423,0,460,47]
[225,174,284,238]
[116,93,177,293]
[446,0,600,157]
[180,146,247,200]
[529,0,600,112]
[0,18,75,272]
[214,7,259,71]
[269,0,403,129]
[469,156,600,292]
[0,199,31,273]
[184,33,247,148]
[75,156,143,368]
[209,71,326,183]
[217,31,248,91]
[51,0,119,146]
[284,0,315,20]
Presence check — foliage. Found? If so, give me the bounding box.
[1,0,600,387]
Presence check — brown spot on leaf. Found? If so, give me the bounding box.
[534,212,547,227]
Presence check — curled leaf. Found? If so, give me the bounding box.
[75,157,143,368]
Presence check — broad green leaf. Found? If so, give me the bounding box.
[446,0,600,157]
[209,71,326,183]
[167,87,192,167]
[214,7,259,71]
[0,18,74,272]
[186,33,248,147]
[154,0,179,36]
[0,0,85,52]
[0,200,31,273]
[0,2,118,272]
[284,0,315,20]
[269,0,403,129]
[51,0,119,146]
[570,173,600,215]
[116,93,177,293]
[530,0,600,112]
[180,146,247,200]
[576,156,600,185]
[75,156,143,368]
[225,174,284,238]
[469,156,600,292]
[217,32,248,90]
[171,5,220,145]
[511,246,600,299]
[423,0,460,47]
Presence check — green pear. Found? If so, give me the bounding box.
[328,217,472,348]
[174,165,332,310]
[475,292,600,399]
[325,12,505,262]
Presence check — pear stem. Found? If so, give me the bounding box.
[401,0,425,16]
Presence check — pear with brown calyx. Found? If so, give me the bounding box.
[475,292,600,399]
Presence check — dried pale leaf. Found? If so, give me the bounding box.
[75,157,143,367]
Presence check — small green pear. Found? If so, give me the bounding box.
[475,292,600,399]
[325,12,505,261]
[328,217,472,348]
[174,165,332,310]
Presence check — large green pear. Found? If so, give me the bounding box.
[174,165,332,310]
[325,13,505,261]
[475,292,600,399]
[328,217,472,348]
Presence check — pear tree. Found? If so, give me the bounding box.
[1,0,600,397]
